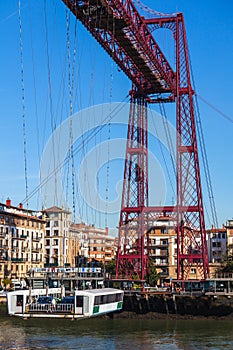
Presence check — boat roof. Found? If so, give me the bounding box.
[75,288,123,296]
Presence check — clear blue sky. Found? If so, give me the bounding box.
[0,1,233,233]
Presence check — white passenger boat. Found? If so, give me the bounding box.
[7,287,124,319]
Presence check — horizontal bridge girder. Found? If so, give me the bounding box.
[62,0,176,96]
[121,205,200,214]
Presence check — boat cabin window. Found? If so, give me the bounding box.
[115,293,123,302]
[94,293,123,305]
[16,295,23,307]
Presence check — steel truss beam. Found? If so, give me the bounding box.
[62,0,176,96]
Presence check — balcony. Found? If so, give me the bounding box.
[31,259,42,263]
[151,250,169,258]
[12,246,19,251]
[155,261,169,266]
[32,237,41,242]
[10,258,24,262]
[44,262,58,267]
[159,270,169,277]
[32,248,40,253]
[156,243,169,248]
[21,247,29,252]
[12,235,20,240]
[0,255,7,261]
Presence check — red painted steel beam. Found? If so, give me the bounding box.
[120,205,201,214]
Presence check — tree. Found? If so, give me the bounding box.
[216,244,233,274]
[2,278,11,291]
[146,258,159,286]
[104,259,116,277]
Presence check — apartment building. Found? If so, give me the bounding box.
[148,216,177,282]
[69,223,89,267]
[0,199,45,283]
[43,206,70,267]
[74,223,116,263]
[206,226,227,263]
[226,220,233,246]
[147,216,224,282]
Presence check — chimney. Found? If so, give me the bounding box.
[19,203,23,209]
[6,198,11,207]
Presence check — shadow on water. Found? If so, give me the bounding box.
[1,315,233,349]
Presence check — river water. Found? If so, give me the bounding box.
[1,315,233,349]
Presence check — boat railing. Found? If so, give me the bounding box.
[26,303,74,314]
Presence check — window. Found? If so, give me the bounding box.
[16,295,23,307]
[76,296,83,307]
[161,227,168,234]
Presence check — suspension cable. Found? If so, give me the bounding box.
[158,101,176,176]
[105,69,113,229]
[18,0,28,209]
[66,8,77,221]
[28,0,41,209]
[21,96,130,204]
[188,51,219,229]
[44,0,58,205]
[104,15,115,229]
[133,0,177,18]
[194,93,219,228]
[149,106,176,198]
[196,94,233,125]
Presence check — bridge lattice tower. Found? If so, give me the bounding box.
[62,0,209,280]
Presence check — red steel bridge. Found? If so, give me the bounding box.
[62,0,210,281]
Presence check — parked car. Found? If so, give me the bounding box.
[36,296,53,304]
[60,296,74,304]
